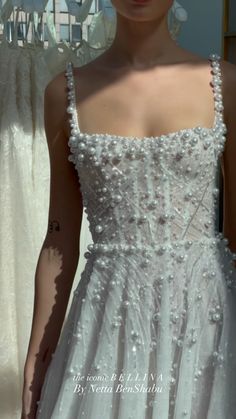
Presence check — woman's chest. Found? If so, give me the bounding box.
[67,65,215,139]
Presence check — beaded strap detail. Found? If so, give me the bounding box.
[65,61,79,139]
[65,61,81,163]
[65,61,79,128]
[209,53,225,128]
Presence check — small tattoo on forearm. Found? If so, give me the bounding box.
[48,220,60,233]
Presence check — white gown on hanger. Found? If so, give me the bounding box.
[36,53,236,419]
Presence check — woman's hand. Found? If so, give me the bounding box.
[20,367,46,419]
[21,387,39,419]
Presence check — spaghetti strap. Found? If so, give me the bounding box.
[208,53,225,131]
[65,61,81,136]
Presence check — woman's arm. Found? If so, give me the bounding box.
[221,60,236,258]
[21,71,83,418]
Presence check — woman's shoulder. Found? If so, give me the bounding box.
[44,65,77,136]
[180,50,236,109]
[44,68,69,108]
[220,58,236,117]
[43,56,97,110]
[44,58,94,97]
[46,55,105,99]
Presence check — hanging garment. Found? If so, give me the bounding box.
[36,53,236,419]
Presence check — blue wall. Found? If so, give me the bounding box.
[177,0,224,58]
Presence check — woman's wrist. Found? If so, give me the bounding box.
[23,358,47,386]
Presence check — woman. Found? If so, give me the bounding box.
[21,0,236,418]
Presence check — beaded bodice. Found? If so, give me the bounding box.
[65,54,227,250]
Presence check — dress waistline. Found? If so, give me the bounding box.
[85,234,232,256]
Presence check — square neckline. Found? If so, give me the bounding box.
[66,54,226,143]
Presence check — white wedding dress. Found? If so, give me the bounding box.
[36,53,236,419]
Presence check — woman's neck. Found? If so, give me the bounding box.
[104,12,180,70]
